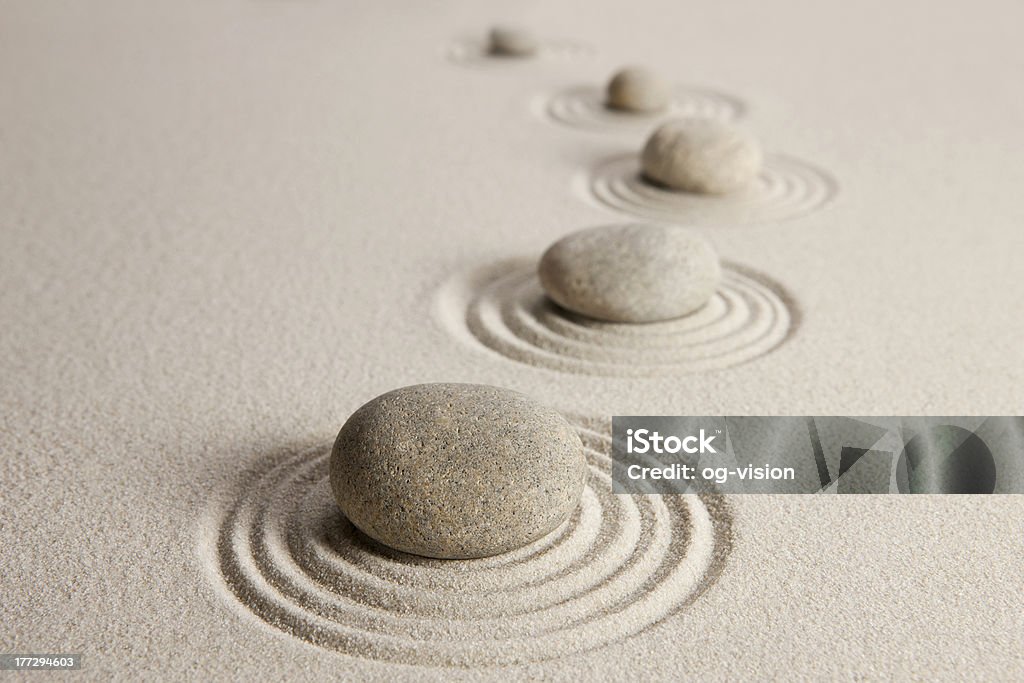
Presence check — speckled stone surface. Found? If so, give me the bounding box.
[488,25,538,57]
[329,383,586,559]
[538,223,722,323]
[641,118,763,194]
[606,66,671,113]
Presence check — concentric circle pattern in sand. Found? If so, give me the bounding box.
[436,260,795,377]
[540,85,744,132]
[210,416,732,667]
[585,152,837,225]
[446,38,594,66]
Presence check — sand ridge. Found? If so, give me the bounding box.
[206,417,733,667]
[446,35,595,67]
[584,152,838,225]
[539,84,745,133]
[436,259,795,376]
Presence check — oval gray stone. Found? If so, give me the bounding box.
[488,25,538,57]
[330,383,586,559]
[641,118,762,194]
[606,66,671,113]
[538,223,722,323]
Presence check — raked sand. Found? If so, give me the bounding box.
[1,0,1023,679]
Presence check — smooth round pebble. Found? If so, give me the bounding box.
[641,118,762,194]
[538,223,722,323]
[606,66,671,113]
[488,25,538,57]
[330,383,586,560]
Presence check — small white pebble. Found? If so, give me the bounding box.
[606,66,671,113]
[641,118,762,194]
[488,25,538,57]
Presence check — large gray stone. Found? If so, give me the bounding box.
[641,118,762,194]
[330,383,586,559]
[538,223,721,323]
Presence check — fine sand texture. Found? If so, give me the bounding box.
[2,0,1023,680]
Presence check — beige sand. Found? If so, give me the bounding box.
[1,0,1022,680]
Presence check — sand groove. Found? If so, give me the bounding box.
[210,417,732,666]
[436,260,795,376]
[446,38,594,66]
[540,85,744,132]
[585,152,837,225]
